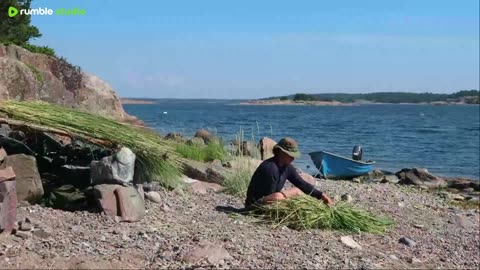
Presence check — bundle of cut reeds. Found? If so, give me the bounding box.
[0,101,183,187]
[254,195,393,234]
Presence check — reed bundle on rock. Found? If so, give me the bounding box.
[255,195,393,234]
[0,101,183,187]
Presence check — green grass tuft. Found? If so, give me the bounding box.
[175,141,227,162]
[253,195,394,233]
[0,101,183,188]
[223,157,257,197]
[26,64,43,83]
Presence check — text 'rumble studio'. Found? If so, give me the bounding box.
[8,7,86,17]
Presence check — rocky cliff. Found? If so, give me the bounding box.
[0,44,142,125]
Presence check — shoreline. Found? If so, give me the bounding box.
[239,99,476,106]
[121,98,157,105]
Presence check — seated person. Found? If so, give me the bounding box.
[245,137,333,208]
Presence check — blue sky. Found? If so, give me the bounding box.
[30,0,479,99]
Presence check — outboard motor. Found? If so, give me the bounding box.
[352,145,363,161]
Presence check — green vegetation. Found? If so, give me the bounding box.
[223,157,257,197]
[264,90,480,104]
[175,141,228,162]
[0,101,184,188]
[254,195,394,233]
[26,64,43,83]
[0,0,56,56]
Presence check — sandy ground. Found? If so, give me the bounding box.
[1,179,479,269]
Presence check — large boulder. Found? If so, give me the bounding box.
[194,129,212,143]
[258,137,276,160]
[1,154,44,203]
[396,168,447,188]
[93,184,145,222]
[181,160,227,184]
[0,167,16,234]
[91,147,135,185]
[0,44,142,125]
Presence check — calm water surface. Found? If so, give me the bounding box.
[124,100,480,180]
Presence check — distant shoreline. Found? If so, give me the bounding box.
[121,98,157,105]
[239,99,475,106]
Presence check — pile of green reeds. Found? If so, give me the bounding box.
[0,101,183,188]
[254,195,393,234]
[175,141,228,162]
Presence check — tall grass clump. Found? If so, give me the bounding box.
[0,101,183,188]
[254,195,393,233]
[175,141,227,162]
[223,157,257,197]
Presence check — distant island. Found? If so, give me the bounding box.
[242,90,480,105]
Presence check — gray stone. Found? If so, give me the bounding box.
[91,147,136,185]
[399,237,416,247]
[32,228,52,239]
[188,181,225,195]
[183,242,233,264]
[145,191,161,203]
[15,230,31,239]
[341,194,353,203]
[396,168,446,188]
[258,137,276,160]
[181,160,227,184]
[187,137,205,147]
[340,236,362,250]
[2,154,43,203]
[455,215,474,228]
[19,220,33,231]
[135,184,144,201]
[451,194,465,201]
[0,148,7,162]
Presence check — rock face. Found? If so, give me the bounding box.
[182,160,227,184]
[0,44,141,125]
[396,168,446,188]
[1,154,43,203]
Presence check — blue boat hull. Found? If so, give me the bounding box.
[309,151,375,179]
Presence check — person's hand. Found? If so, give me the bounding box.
[320,194,333,206]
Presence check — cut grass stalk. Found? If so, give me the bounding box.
[253,195,394,234]
[0,101,183,188]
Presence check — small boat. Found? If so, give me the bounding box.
[308,149,375,179]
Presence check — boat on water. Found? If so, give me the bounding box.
[309,146,375,179]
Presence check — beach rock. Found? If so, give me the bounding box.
[0,44,143,125]
[182,160,227,184]
[93,184,120,216]
[399,237,416,247]
[183,242,233,264]
[455,215,474,228]
[1,154,43,203]
[114,186,145,222]
[142,182,162,192]
[135,184,144,201]
[187,137,205,147]
[0,124,11,137]
[194,129,212,144]
[340,236,362,250]
[32,228,52,239]
[0,168,16,234]
[19,219,33,231]
[0,147,7,162]
[236,140,261,159]
[396,168,446,188]
[381,175,400,184]
[164,132,185,142]
[15,230,31,239]
[0,135,35,156]
[446,178,479,191]
[341,194,353,202]
[451,194,465,201]
[258,137,276,160]
[188,181,225,195]
[91,147,136,185]
[44,185,88,211]
[58,165,91,188]
[145,191,161,203]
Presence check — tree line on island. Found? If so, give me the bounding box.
[267,90,480,104]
